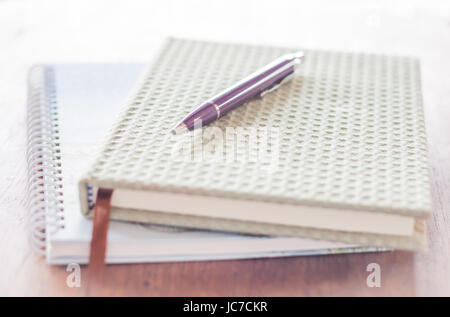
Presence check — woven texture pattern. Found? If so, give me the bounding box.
[83,38,431,217]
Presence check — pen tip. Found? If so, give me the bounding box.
[171,123,188,135]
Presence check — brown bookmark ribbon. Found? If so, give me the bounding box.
[89,188,113,276]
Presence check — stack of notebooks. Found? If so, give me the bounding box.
[26,38,431,264]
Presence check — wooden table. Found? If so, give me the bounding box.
[1,0,449,296]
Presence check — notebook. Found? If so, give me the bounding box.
[79,38,432,251]
[26,63,375,264]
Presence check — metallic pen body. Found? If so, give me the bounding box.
[172,52,304,134]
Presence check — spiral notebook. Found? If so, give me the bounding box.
[80,38,431,255]
[26,63,374,264]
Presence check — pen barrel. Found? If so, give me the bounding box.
[217,66,295,116]
[213,58,295,107]
[175,53,302,132]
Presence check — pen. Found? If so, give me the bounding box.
[171,51,304,134]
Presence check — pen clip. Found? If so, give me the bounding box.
[260,73,295,97]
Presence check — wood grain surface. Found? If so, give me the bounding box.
[0,0,449,296]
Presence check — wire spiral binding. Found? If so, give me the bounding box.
[26,66,64,255]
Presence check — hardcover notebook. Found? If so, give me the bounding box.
[26,63,371,264]
[79,38,432,251]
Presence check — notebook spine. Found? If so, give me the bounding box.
[26,65,64,254]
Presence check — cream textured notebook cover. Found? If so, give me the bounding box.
[79,38,432,250]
